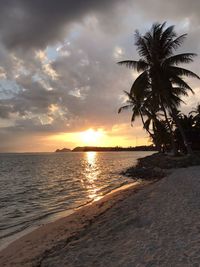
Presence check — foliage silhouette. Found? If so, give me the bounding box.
[118,22,200,154]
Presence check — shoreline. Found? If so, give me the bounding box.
[0,208,75,252]
[0,180,151,267]
[0,180,134,253]
[1,164,200,266]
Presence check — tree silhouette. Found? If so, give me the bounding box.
[118,22,199,154]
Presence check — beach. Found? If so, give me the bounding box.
[1,166,200,266]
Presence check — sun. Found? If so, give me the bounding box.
[80,129,103,146]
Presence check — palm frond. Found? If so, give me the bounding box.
[172,87,189,97]
[171,75,194,93]
[130,71,149,96]
[164,53,197,66]
[162,25,176,39]
[170,94,185,107]
[117,60,148,72]
[169,66,200,80]
[118,104,132,113]
[144,117,151,130]
[131,109,140,125]
[165,34,187,53]
[134,31,152,61]
[156,22,167,39]
[160,25,176,46]
[123,90,131,97]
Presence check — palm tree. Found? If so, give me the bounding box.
[118,22,199,154]
[118,91,168,151]
[152,119,171,152]
[118,91,153,137]
[190,104,200,128]
[174,111,199,152]
[190,104,200,116]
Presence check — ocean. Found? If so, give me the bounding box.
[0,151,154,249]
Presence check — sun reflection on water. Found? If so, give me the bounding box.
[87,151,96,166]
[81,152,102,200]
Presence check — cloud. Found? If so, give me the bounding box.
[0,0,200,151]
[0,0,127,50]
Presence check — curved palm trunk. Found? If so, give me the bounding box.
[161,103,178,155]
[171,108,193,155]
[139,110,153,136]
[139,110,161,151]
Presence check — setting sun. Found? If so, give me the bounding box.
[80,129,104,146]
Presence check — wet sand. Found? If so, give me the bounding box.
[1,166,200,266]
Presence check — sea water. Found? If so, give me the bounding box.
[0,151,154,249]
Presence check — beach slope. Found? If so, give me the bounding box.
[1,166,200,266]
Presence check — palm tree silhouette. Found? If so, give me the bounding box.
[118,91,154,139]
[118,22,199,154]
[119,91,171,151]
[189,104,200,129]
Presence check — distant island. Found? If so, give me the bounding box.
[55,145,157,152]
[55,148,71,152]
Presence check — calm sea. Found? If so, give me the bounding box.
[0,151,154,249]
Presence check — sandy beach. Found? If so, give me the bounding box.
[1,166,200,266]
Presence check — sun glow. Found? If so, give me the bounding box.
[80,129,104,146]
[45,124,151,151]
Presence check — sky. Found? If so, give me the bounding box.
[0,0,200,152]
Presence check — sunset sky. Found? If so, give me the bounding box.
[0,0,200,152]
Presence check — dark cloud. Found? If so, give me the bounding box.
[0,0,126,50]
[0,0,200,50]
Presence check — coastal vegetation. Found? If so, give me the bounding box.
[55,145,156,152]
[118,22,200,155]
[72,145,156,152]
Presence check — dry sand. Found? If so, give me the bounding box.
[0,166,200,267]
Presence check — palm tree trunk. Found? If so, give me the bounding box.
[139,110,161,151]
[139,110,153,136]
[171,109,193,155]
[161,103,178,155]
